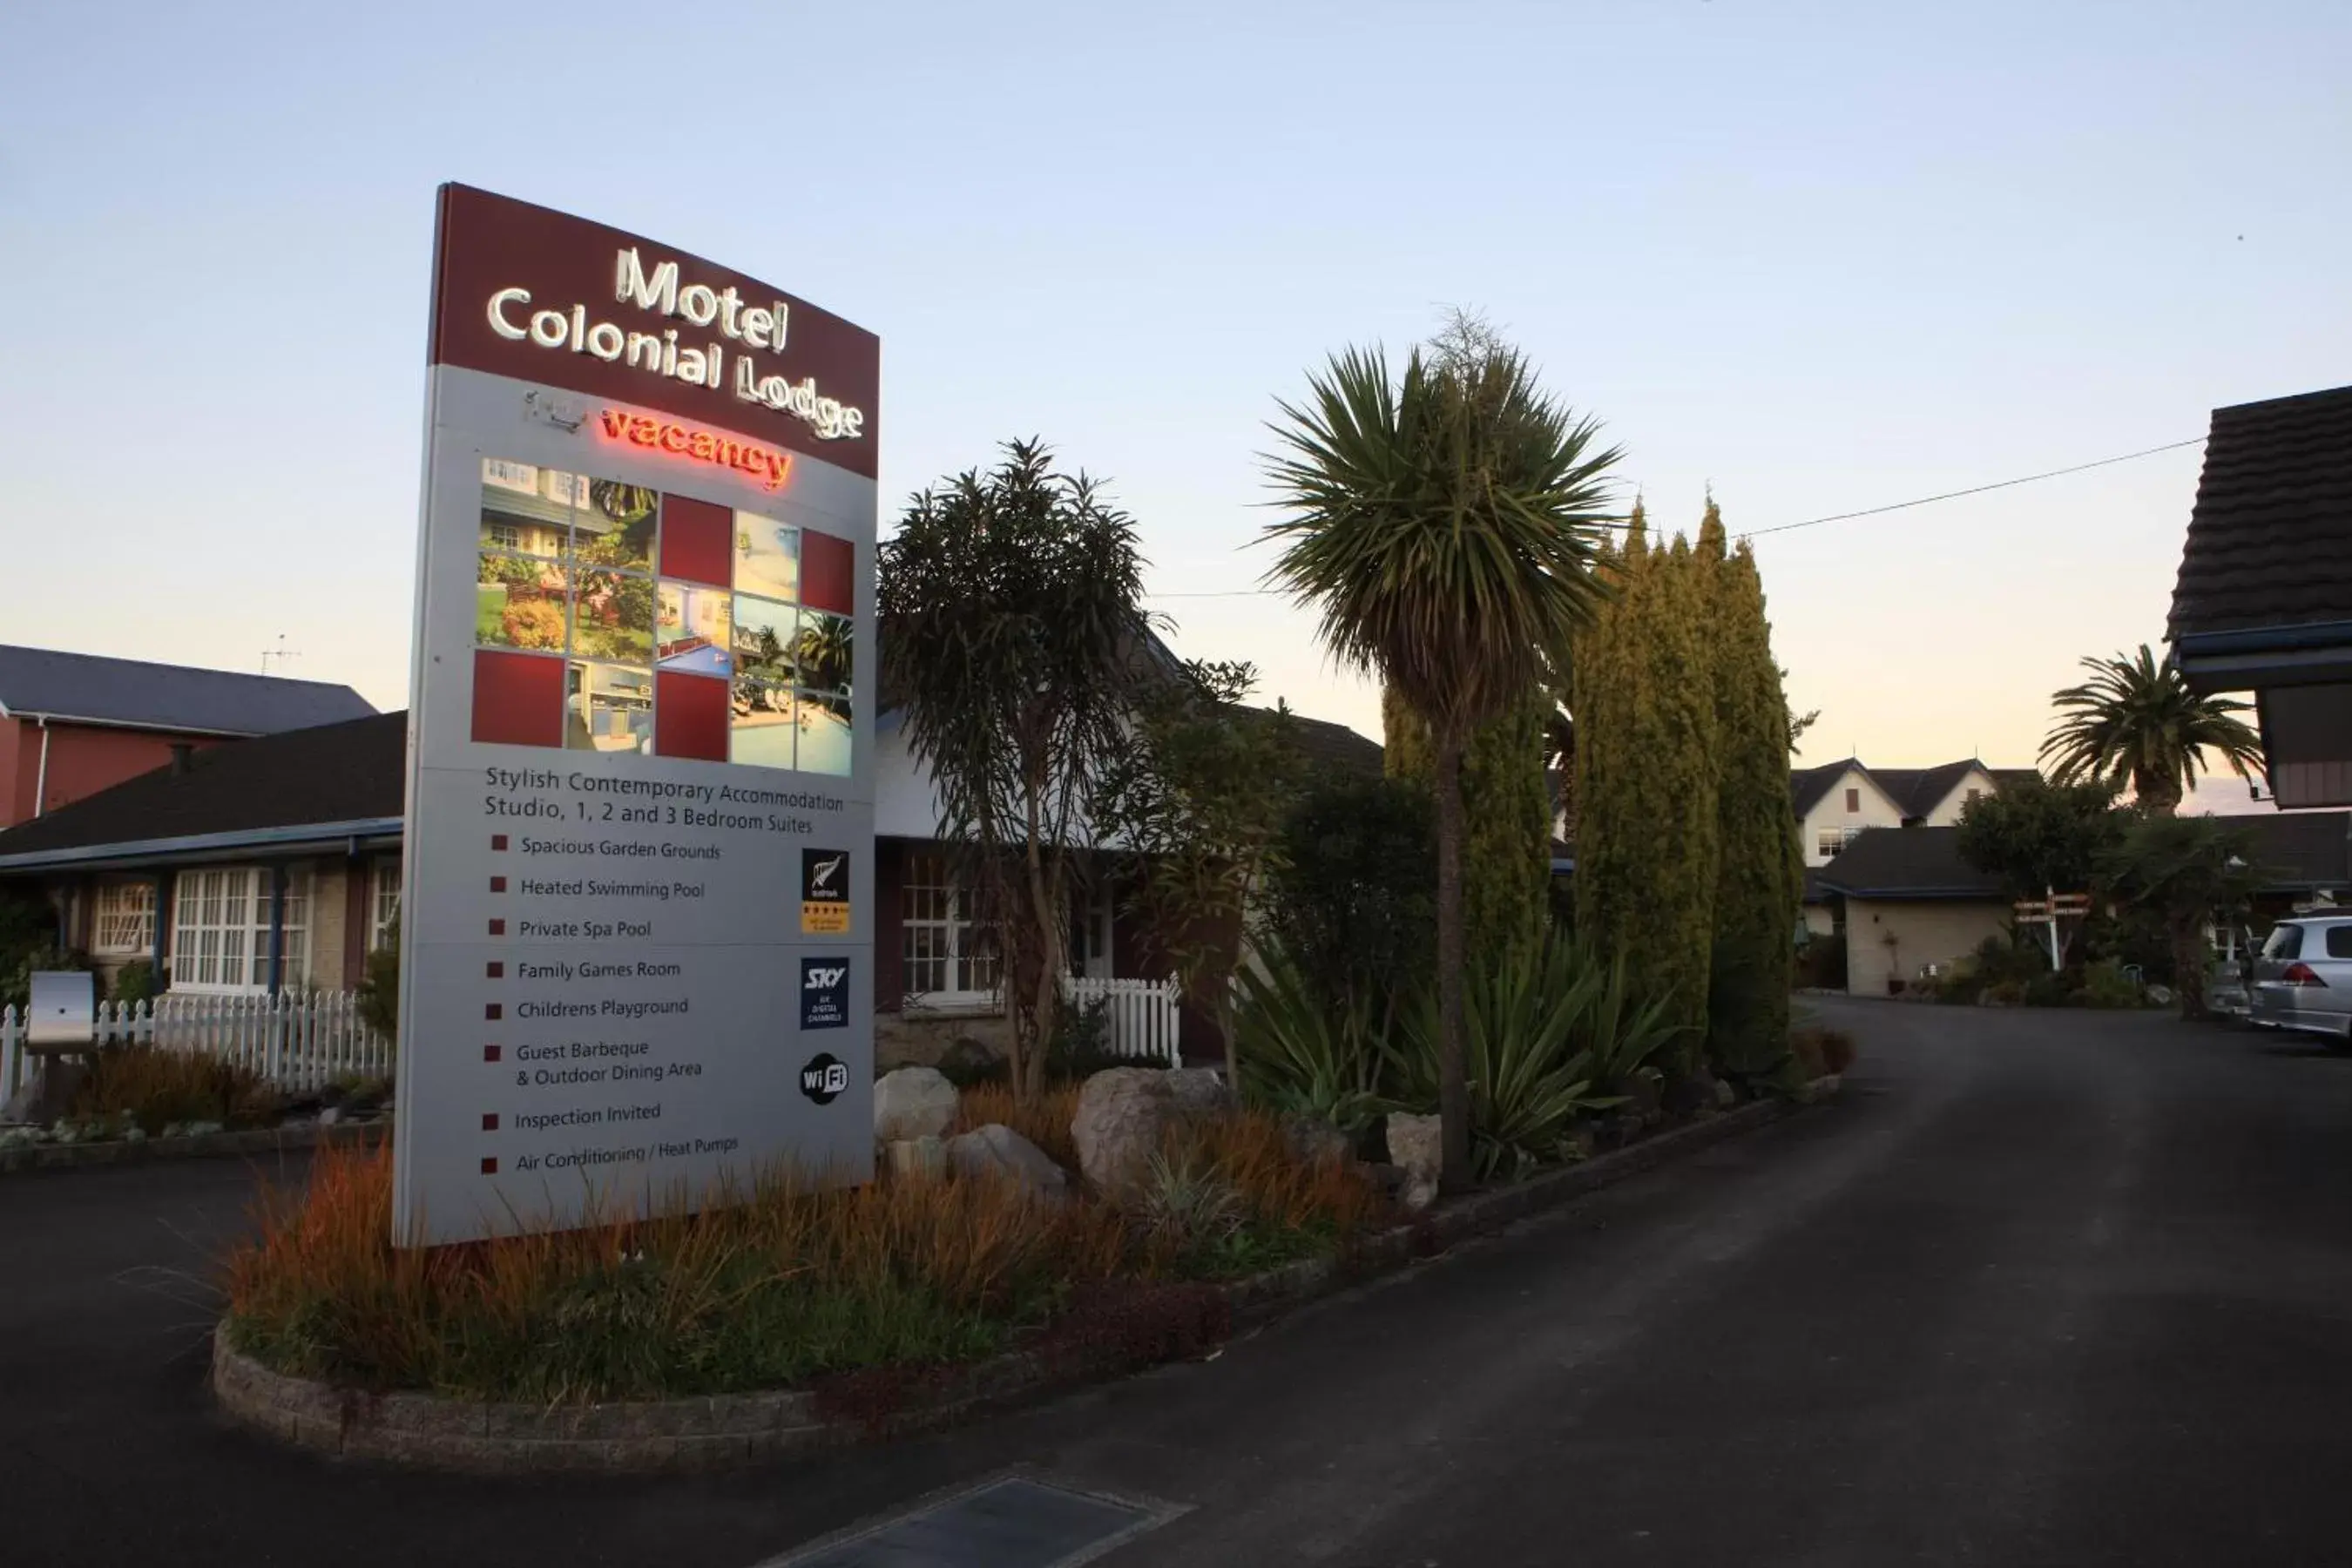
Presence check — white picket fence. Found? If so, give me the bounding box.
[1064,975,1184,1067]
[0,990,393,1108]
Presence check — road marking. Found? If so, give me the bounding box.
[756,1473,1187,1568]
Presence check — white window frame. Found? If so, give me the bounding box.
[482,458,538,495]
[902,849,999,1010]
[92,881,156,956]
[169,867,310,994]
[369,861,402,952]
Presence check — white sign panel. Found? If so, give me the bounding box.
[391,186,880,1245]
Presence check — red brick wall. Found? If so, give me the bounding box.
[0,719,231,828]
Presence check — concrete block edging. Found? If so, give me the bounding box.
[211,1081,1837,1472]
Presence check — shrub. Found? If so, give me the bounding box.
[356,921,398,1042]
[1794,934,1847,991]
[2078,958,2145,1010]
[1260,775,1435,1033]
[223,1118,1381,1402]
[2024,970,2077,1009]
[1232,937,1385,1137]
[70,1044,278,1137]
[109,959,163,1005]
[1044,997,1122,1082]
[500,598,565,649]
[1385,936,1682,1179]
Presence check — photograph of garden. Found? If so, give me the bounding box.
[468,456,853,775]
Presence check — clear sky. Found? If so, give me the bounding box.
[4,1,2345,794]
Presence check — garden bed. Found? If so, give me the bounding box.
[211,1083,1836,1471]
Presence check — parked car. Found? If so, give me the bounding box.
[2249,916,2352,1042]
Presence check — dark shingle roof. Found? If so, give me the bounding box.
[1990,767,2043,794]
[0,713,404,865]
[0,645,375,735]
[1813,827,2005,900]
[2168,385,2352,641]
[1790,760,1855,817]
[1870,761,1985,820]
[1279,713,1382,779]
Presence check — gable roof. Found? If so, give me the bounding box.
[1812,827,2005,900]
[1868,760,1990,821]
[0,713,404,868]
[1791,760,1866,817]
[0,645,375,736]
[2168,384,2352,643]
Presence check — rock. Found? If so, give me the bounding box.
[944,1124,1066,1198]
[1283,1115,1351,1166]
[933,1036,1003,1088]
[1165,1068,1237,1117]
[886,1134,947,1181]
[317,1106,341,1128]
[1072,1066,1228,1205]
[873,1066,959,1143]
[1712,1078,1737,1109]
[1384,1112,1442,1212]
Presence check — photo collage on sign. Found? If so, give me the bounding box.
[470,459,855,774]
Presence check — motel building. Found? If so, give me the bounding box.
[0,649,1378,1065]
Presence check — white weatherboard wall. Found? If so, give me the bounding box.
[1801,767,1904,867]
[393,367,876,1247]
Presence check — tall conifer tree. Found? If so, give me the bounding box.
[1386,688,1551,966]
[1699,504,1801,1075]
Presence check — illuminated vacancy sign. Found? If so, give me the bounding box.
[393,184,879,1246]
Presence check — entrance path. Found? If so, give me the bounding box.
[10,1000,2352,1565]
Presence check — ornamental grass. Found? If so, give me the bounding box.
[223,1112,1385,1404]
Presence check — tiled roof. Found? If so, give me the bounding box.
[1812,827,2006,900]
[1869,761,1984,821]
[0,713,405,864]
[0,645,375,735]
[2168,384,2352,641]
[1279,713,1382,780]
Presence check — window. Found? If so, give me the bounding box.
[902,851,998,1002]
[1817,828,1845,860]
[486,520,522,551]
[482,458,538,495]
[1068,875,1113,979]
[1965,787,1984,805]
[170,868,309,991]
[2263,924,2303,962]
[2327,926,2352,960]
[92,882,155,956]
[1843,787,1861,813]
[369,861,402,952]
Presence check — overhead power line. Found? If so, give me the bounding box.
[1146,434,2208,599]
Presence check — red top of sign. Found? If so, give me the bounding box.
[427,184,881,480]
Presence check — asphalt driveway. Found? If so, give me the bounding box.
[9,999,2352,1565]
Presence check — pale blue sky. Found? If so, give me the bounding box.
[4,1,2345,789]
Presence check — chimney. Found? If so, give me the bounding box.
[168,743,195,775]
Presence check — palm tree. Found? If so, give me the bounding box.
[1261,342,1620,1190]
[2040,645,2265,813]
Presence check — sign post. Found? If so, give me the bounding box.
[390,186,880,1246]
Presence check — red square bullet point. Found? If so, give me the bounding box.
[484,1004,502,1021]
[486,961,504,979]
[491,835,510,851]
[482,1113,498,1132]
[483,1045,502,1063]
[488,918,506,936]
[480,1157,498,1175]
[490,875,508,893]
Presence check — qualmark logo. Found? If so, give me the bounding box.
[801,848,850,935]
[799,1052,848,1105]
[808,854,843,896]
